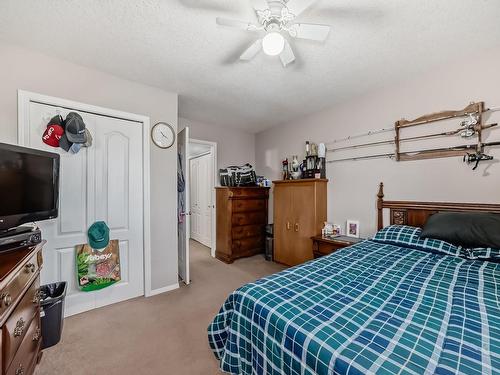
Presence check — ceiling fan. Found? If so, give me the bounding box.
[216,0,331,67]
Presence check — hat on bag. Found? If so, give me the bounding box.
[65,112,87,144]
[88,221,110,250]
[42,115,64,147]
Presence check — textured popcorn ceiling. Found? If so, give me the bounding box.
[0,0,499,132]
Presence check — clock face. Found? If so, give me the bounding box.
[152,123,175,149]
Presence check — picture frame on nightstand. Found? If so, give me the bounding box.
[346,220,360,238]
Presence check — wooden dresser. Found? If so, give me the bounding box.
[273,179,327,266]
[215,187,270,263]
[0,242,44,375]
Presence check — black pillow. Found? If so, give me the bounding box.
[421,212,500,249]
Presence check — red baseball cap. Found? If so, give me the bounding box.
[42,124,64,147]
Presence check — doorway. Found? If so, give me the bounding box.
[189,139,217,257]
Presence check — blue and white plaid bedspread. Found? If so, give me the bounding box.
[208,240,500,375]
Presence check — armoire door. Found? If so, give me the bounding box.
[291,183,316,265]
[273,185,293,265]
[24,101,145,317]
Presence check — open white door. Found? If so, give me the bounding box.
[178,128,190,285]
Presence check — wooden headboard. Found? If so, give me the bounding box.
[377,182,500,230]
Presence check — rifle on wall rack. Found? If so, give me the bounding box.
[330,123,497,152]
[394,102,490,161]
[327,141,500,169]
[326,102,500,170]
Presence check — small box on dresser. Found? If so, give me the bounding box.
[215,187,270,264]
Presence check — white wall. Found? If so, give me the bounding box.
[0,42,178,291]
[179,118,256,173]
[256,50,500,238]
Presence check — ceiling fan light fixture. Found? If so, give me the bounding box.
[262,32,285,56]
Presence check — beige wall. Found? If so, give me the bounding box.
[0,42,179,291]
[256,50,500,237]
[179,117,256,173]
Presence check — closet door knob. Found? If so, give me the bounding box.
[286,222,291,230]
[295,223,300,232]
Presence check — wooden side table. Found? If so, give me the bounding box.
[311,235,365,258]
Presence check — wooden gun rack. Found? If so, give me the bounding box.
[395,102,485,161]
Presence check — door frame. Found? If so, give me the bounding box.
[189,138,217,258]
[17,90,154,297]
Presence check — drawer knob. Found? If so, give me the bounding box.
[15,365,24,375]
[32,289,42,305]
[33,327,41,342]
[25,263,36,273]
[1,293,12,307]
[14,317,25,337]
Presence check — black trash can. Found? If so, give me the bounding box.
[40,282,67,350]
[265,224,274,261]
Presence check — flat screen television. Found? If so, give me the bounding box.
[0,143,60,232]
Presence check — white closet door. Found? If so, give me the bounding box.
[189,154,212,247]
[25,102,144,316]
[92,115,144,308]
[199,154,212,247]
[189,158,202,242]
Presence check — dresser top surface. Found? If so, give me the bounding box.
[273,179,328,185]
[215,186,270,190]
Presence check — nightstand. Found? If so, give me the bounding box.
[311,235,365,258]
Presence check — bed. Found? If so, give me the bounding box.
[208,184,500,375]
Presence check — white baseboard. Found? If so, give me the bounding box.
[148,282,180,297]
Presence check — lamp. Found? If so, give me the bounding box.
[262,32,285,56]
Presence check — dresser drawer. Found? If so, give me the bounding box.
[232,225,265,240]
[5,312,40,375]
[232,199,266,213]
[227,188,269,199]
[3,279,40,372]
[232,212,266,226]
[0,252,40,319]
[232,237,264,253]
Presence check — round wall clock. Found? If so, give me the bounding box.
[151,122,175,149]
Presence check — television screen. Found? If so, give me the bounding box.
[0,143,59,231]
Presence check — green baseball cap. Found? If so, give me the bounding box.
[88,221,110,250]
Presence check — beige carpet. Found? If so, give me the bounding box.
[36,240,285,375]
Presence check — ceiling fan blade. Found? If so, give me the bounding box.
[280,40,295,67]
[251,0,270,12]
[290,23,331,41]
[240,39,262,61]
[216,17,259,31]
[285,0,317,17]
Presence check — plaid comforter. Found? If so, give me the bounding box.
[208,240,500,375]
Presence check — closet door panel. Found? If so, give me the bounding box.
[200,154,212,247]
[190,158,201,242]
[88,114,144,310]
